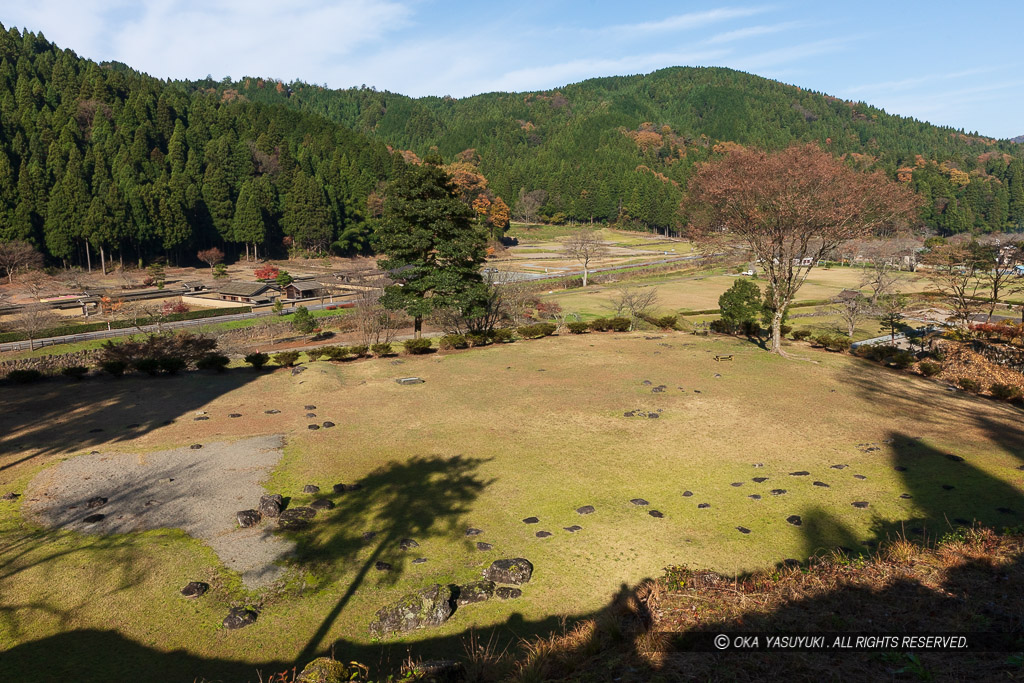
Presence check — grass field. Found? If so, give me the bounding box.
[2,332,1023,681]
[545,266,934,318]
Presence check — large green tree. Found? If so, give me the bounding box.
[374,158,485,337]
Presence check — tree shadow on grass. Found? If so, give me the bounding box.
[290,454,495,664]
[0,368,266,468]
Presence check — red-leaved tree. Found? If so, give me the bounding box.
[686,144,921,355]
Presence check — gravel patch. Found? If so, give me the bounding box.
[23,435,291,588]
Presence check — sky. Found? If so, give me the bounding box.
[3,1,1023,138]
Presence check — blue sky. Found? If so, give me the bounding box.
[4,1,1023,138]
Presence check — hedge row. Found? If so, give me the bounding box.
[0,306,252,343]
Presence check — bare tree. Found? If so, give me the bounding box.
[921,242,986,328]
[514,188,547,225]
[857,236,921,304]
[610,285,660,330]
[686,144,920,355]
[14,302,61,350]
[563,230,608,287]
[0,241,44,283]
[977,242,1020,318]
[431,270,530,334]
[354,289,406,346]
[833,294,872,338]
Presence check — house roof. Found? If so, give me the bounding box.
[287,280,324,292]
[217,281,272,297]
[834,289,861,302]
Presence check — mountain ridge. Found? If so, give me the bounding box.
[212,65,1024,233]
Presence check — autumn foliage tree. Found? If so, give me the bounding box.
[197,246,225,268]
[686,144,920,355]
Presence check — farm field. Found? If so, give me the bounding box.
[2,332,1023,681]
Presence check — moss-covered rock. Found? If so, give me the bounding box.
[369,584,454,636]
[483,558,533,585]
[297,657,350,683]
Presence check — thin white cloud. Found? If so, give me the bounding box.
[732,36,855,71]
[845,67,999,95]
[6,0,414,82]
[485,49,731,94]
[704,21,804,44]
[606,6,773,37]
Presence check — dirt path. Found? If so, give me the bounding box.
[23,434,292,588]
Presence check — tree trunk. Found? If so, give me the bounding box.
[245,242,250,262]
[99,245,106,274]
[582,262,588,287]
[848,319,855,338]
[414,316,422,339]
[770,308,785,354]
[85,239,92,272]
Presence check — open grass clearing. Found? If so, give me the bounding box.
[545,266,934,318]
[1,332,1023,680]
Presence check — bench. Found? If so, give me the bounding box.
[714,355,733,362]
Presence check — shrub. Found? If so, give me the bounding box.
[491,328,515,343]
[158,357,187,375]
[891,350,914,368]
[196,354,230,372]
[7,369,43,384]
[957,377,981,393]
[439,334,469,350]
[322,346,350,361]
[780,324,793,337]
[918,361,942,377]
[607,317,630,332]
[370,342,393,357]
[244,352,270,369]
[709,318,732,334]
[990,383,1023,401]
[61,365,89,380]
[791,329,813,341]
[589,318,610,332]
[133,358,162,376]
[305,348,326,362]
[518,323,556,339]
[567,321,591,334]
[517,324,544,339]
[101,360,128,377]
[645,315,678,330]
[466,332,492,347]
[404,338,432,354]
[273,351,301,367]
[349,344,370,358]
[826,335,852,353]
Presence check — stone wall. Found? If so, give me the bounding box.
[970,340,1024,374]
[0,349,101,378]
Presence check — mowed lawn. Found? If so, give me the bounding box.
[2,332,1024,681]
[546,266,934,317]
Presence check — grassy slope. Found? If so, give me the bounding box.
[2,332,1023,681]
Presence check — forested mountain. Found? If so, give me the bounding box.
[0,23,401,270]
[221,67,1024,236]
[2,23,1023,272]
